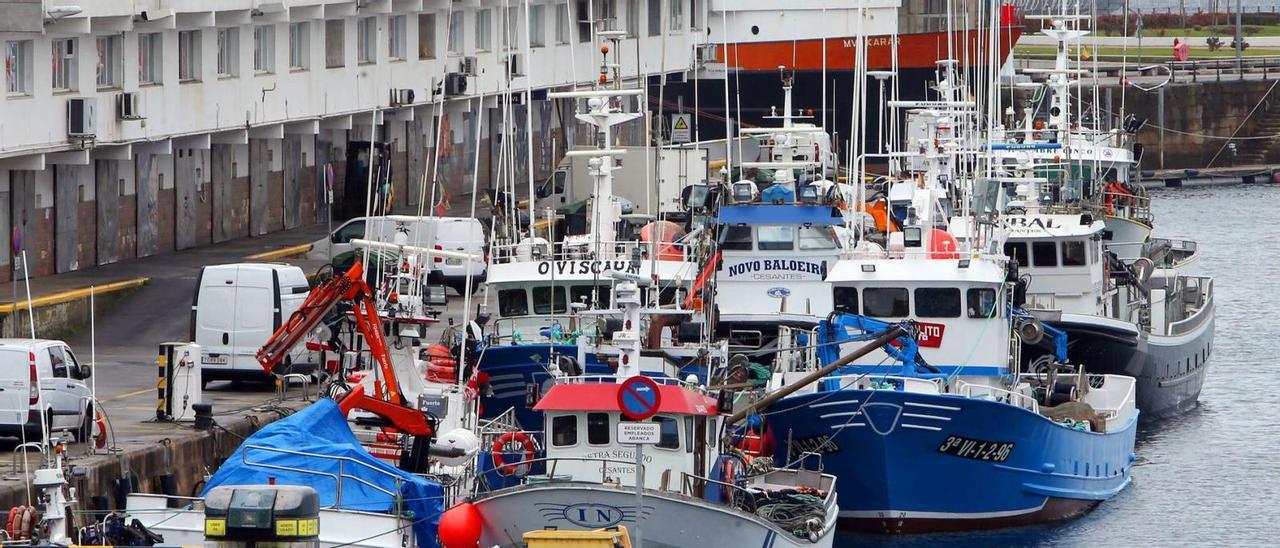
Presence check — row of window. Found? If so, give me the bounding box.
[551,413,684,451]
[5,1,701,96]
[719,225,841,252]
[1004,239,1098,269]
[833,286,999,319]
[497,284,680,317]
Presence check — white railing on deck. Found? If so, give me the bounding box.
[955,380,1040,413]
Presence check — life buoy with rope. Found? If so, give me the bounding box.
[491,432,536,476]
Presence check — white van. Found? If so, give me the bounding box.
[427,217,487,294]
[306,216,438,262]
[0,339,93,441]
[191,263,312,384]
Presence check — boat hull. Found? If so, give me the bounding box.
[1033,310,1215,420]
[474,483,834,548]
[763,389,1136,533]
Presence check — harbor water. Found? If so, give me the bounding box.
[839,183,1279,547]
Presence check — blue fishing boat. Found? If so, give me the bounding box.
[760,306,1138,532]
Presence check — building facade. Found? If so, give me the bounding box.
[0,0,702,280]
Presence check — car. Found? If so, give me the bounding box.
[0,339,94,442]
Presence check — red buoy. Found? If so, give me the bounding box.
[438,502,483,548]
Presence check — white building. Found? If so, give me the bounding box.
[0,0,704,278]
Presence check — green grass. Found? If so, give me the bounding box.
[1095,24,1280,38]
[1014,45,1280,59]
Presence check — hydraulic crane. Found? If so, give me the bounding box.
[256,261,436,443]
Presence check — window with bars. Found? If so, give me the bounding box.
[669,0,684,32]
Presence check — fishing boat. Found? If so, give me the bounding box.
[710,73,847,353]
[475,42,705,431]
[971,12,1215,419]
[469,274,839,548]
[746,77,1139,531]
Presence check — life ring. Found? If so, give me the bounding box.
[7,506,22,539]
[95,410,107,449]
[491,432,535,476]
[19,506,33,540]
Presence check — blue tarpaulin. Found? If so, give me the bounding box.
[717,204,843,226]
[202,399,443,548]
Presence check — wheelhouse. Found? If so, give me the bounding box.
[534,381,720,489]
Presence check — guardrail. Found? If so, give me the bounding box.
[1017,54,1280,82]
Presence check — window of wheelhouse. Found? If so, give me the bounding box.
[532,286,568,314]
[833,286,858,314]
[967,288,998,318]
[719,225,753,250]
[914,288,961,318]
[798,226,839,250]
[570,284,610,309]
[587,413,610,445]
[1031,241,1058,267]
[863,288,909,317]
[1062,240,1087,266]
[498,288,529,316]
[653,416,680,450]
[757,226,795,250]
[1004,242,1028,267]
[551,415,578,447]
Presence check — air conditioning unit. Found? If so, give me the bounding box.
[67,98,98,138]
[444,72,468,96]
[461,56,478,77]
[389,88,416,107]
[695,44,718,65]
[506,54,524,77]
[117,92,144,120]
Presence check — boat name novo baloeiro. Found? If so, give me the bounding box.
[726,258,825,279]
[534,260,640,276]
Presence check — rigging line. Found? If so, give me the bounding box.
[524,0,537,230]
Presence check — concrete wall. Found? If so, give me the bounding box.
[1111,80,1280,170]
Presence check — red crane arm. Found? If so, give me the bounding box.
[256,261,402,403]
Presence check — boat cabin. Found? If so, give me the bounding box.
[533,381,720,490]
[715,204,844,329]
[823,257,1011,377]
[1000,212,1107,317]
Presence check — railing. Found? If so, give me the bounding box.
[955,380,1040,413]
[679,471,762,512]
[489,239,689,265]
[481,456,647,487]
[1168,276,1215,336]
[1016,54,1280,83]
[823,374,944,394]
[1102,190,1155,225]
[240,445,405,513]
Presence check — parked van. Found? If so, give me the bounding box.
[0,339,93,441]
[306,216,437,262]
[428,217,487,294]
[191,263,312,384]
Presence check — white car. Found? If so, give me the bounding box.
[0,339,93,442]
